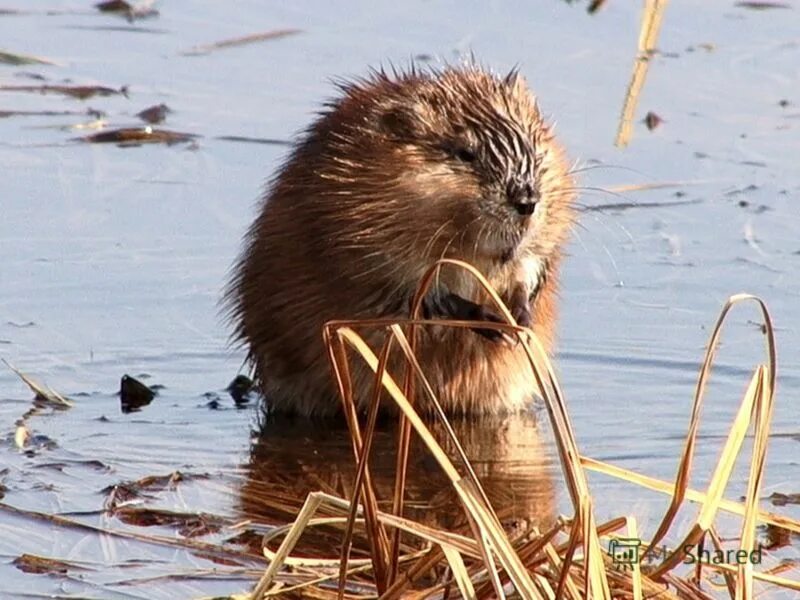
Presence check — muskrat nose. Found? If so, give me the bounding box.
[507,180,538,216]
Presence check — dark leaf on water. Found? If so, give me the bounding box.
[119,374,155,413]
[96,0,132,11]
[80,127,197,147]
[0,83,128,100]
[24,433,58,452]
[644,111,663,130]
[12,553,84,575]
[103,471,206,501]
[735,1,790,9]
[104,471,195,509]
[96,0,159,21]
[769,491,800,506]
[136,102,170,123]
[227,374,255,405]
[112,506,225,537]
[759,523,793,550]
[588,0,607,13]
[0,468,7,500]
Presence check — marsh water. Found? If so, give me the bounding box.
[1,1,799,597]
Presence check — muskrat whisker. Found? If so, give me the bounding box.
[566,162,649,178]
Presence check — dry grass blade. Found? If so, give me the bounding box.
[324,259,612,598]
[580,457,800,535]
[3,359,73,408]
[645,294,776,564]
[737,365,775,600]
[181,29,302,56]
[0,49,58,66]
[625,516,643,600]
[324,331,391,591]
[331,323,542,597]
[247,260,795,599]
[615,0,669,147]
[338,335,396,596]
[250,490,496,599]
[250,492,325,599]
[441,544,477,599]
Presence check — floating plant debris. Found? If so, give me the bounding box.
[112,506,225,538]
[3,359,73,408]
[735,1,790,9]
[216,135,291,146]
[644,110,663,130]
[0,83,128,100]
[6,320,35,328]
[181,28,302,56]
[0,109,80,118]
[582,198,702,212]
[104,471,208,511]
[760,523,793,550]
[12,553,84,575]
[588,0,607,13]
[0,49,58,66]
[78,126,197,147]
[226,374,255,405]
[95,0,158,21]
[136,102,170,123]
[119,374,155,413]
[769,492,800,507]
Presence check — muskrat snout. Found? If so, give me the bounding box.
[506,178,539,216]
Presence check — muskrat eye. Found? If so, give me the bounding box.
[455,148,477,163]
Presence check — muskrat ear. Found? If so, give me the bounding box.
[377,105,418,139]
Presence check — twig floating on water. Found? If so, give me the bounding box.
[580,198,702,212]
[0,83,128,100]
[735,1,790,9]
[77,126,197,147]
[215,135,292,146]
[181,28,302,56]
[0,49,59,66]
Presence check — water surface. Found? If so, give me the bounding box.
[1,1,799,597]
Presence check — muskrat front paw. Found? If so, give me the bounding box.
[421,291,511,343]
[508,285,532,328]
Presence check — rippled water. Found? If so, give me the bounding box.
[1,1,799,597]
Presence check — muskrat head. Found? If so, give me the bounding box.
[309,65,574,264]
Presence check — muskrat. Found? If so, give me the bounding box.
[225,64,575,417]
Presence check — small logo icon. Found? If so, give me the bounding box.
[609,538,641,568]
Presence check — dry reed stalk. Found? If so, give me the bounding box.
[245,261,798,599]
[615,0,669,147]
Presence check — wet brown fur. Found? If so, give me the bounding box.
[224,65,575,417]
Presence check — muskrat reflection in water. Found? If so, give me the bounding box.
[236,411,555,560]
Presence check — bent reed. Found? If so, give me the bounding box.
[246,259,798,600]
